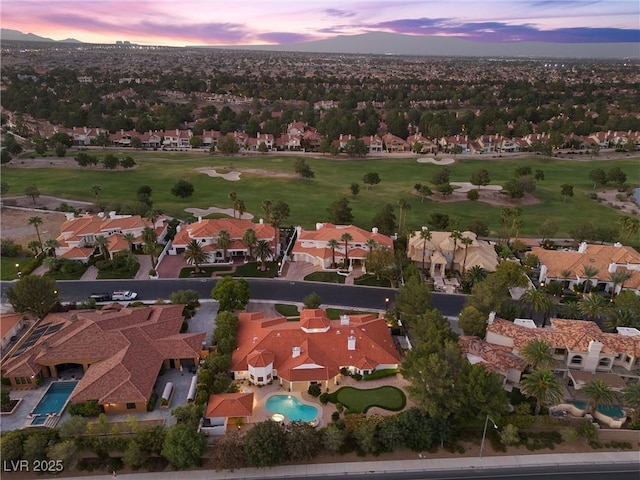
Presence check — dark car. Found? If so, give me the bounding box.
[89,293,111,302]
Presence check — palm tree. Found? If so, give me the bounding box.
[460,236,474,274]
[228,192,238,218]
[521,339,554,371]
[465,265,487,288]
[254,240,273,271]
[619,216,640,243]
[520,288,553,326]
[622,382,640,423]
[560,269,573,291]
[236,199,246,219]
[28,216,44,252]
[608,270,633,300]
[581,265,599,294]
[145,209,161,227]
[448,230,463,272]
[142,226,159,268]
[583,379,616,415]
[43,238,59,258]
[578,294,611,321]
[217,230,231,261]
[261,199,272,223]
[90,184,102,208]
[604,308,639,332]
[327,239,339,268]
[419,228,432,272]
[123,232,136,252]
[340,232,353,269]
[27,240,41,256]
[559,300,581,320]
[94,235,110,261]
[184,239,207,273]
[520,369,564,415]
[365,238,378,252]
[242,228,257,260]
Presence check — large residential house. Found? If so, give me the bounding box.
[291,223,393,270]
[361,135,384,153]
[534,242,640,295]
[54,126,103,146]
[231,309,401,391]
[382,133,409,152]
[55,212,169,263]
[407,132,438,153]
[406,229,499,278]
[484,314,640,390]
[1,304,205,415]
[169,217,277,263]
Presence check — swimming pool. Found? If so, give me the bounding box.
[265,395,318,422]
[569,401,625,419]
[30,381,78,425]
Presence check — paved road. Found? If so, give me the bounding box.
[1,279,467,316]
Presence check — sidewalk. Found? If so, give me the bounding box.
[57,451,640,479]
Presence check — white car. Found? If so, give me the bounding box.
[111,290,138,301]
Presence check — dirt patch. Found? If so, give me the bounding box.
[593,189,639,216]
[413,189,540,207]
[1,196,93,248]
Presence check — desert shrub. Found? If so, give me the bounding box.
[578,420,597,441]
[467,189,479,201]
[319,392,329,404]
[499,424,521,446]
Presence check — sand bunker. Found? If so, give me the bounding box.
[416,157,455,165]
[185,206,254,220]
[197,168,242,181]
[450,182,503,193]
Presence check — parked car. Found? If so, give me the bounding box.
[111,290,138,301]
[89,293,111,302]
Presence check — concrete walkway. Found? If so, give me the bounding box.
[54,451,640,479]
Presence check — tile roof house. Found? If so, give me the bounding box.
[292,223,393,270]
[1,313,25,350]
[534,242,640,295]
[203,392,254,435]
[231,309,401,391]
[361,135,384,153]
[56,212,169,263]
[169,217,278,263]
[485,314,640,390]
[1,304,205,414]
[407,229,499,277]
[381,133,409,152]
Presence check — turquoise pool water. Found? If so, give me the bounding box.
[31,381,78,422]
[568,401,625,419]
[265,395,318,422]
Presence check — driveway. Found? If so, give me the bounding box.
[282,260,320,281]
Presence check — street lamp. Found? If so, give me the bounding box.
[384,297,390,312]
[479,414,498,458]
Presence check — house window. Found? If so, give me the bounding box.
[257,377,264,382]
[250,374,255,380]
[625,355,632,363]
[554,348,566,356]
[570,355,583,365]
[126,403,136,410]
[598,358,611,367]
[267,374,272,380]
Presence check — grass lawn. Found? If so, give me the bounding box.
[223,261,277,278]
[325,308,378,320]
[354,274,391,287]
[96,265,139,279]
[304,271,346,283]
[2,153,638,237]
[179,265,232,278]
[327,386,406,413]
[275,303,300,317]
[0,257,32,281]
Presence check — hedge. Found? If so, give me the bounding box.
[363,369,398,381]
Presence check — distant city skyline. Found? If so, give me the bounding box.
[1,0,639,48]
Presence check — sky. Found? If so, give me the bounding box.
[2,0,639,46]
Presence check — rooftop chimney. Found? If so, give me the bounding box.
[292,346,301,358]
[347,336,356,351]
[578,242,588,254]
[340,314,349,326]
[488,311,496,324]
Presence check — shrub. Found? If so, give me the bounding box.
[331,411,340,422]
[319,392,329,404]
[352,373,362,381]
[499,424,520,446]
[363,369,398,381]
[147,392,158,411]
[68,400,103,417]
[588,192,598,200]
[308,384,321,397]
[578,420,597,441]
[467,189,479,201]
[22,257,43,275]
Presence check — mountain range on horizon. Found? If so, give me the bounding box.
[2,28,638,59]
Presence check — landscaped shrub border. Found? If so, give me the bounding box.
[326,386,406,413]
[363,369,398,381]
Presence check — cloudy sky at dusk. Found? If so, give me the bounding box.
[2,0,638,46]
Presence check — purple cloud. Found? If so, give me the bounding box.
[324,9,356,18]
[367,17,639,43]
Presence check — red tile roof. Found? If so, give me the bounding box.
[232,309,400,383]
[2,304,204,406]
[206,392,254,418]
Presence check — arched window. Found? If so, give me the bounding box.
[570,355,583,365]
[598,357,611,367]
